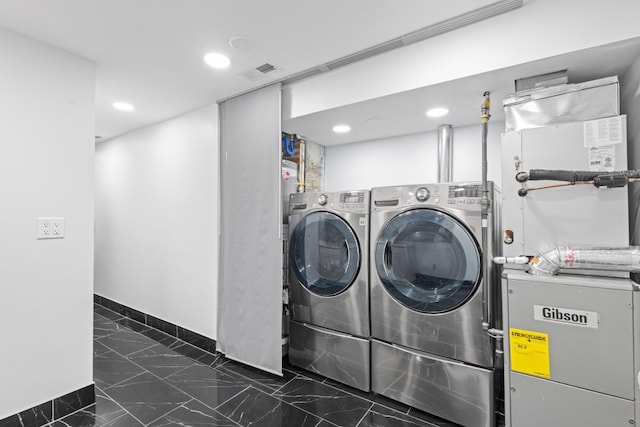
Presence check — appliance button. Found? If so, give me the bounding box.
[415,187,430,202]
[317,194,328,205]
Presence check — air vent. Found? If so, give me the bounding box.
[256,63,276,74]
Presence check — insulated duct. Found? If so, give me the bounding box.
[437,124,453,183]
[529,246,640,275]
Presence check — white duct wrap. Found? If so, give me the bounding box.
[529,246,640,275]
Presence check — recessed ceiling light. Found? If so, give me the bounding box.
[229,36,255,51]
[426,107,449,118]
[333,125,351,133]
[112,102,134,112]
[204,52,231,69]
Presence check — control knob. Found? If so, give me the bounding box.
[415,187,430,202]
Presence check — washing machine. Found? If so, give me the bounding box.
[370,182,500,427]
[287,190,370,391]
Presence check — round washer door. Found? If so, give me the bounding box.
[290,211,360,296]
[375,208,481,313]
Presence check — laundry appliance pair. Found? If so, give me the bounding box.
[288,183,500,427]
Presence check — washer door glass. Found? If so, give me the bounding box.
[375,209,481,313]
[290,212,360,296]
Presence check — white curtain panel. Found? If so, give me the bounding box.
[217,84,283,375]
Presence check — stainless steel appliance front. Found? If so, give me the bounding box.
[370,183,499,367]
[288,190,370,391]
[372,339,494,427]
[369,182,500,427]
[289,321,370,391]
[288,191,369,337]
[503,271,640,427]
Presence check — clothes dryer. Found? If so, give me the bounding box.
[370,182,500,427]
[288,190,370,391]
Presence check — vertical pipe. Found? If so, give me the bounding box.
[480,92,491,331]
[437,124,453,183]
[297,136,306,193]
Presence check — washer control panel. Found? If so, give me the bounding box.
[290,191,369,214]
[338,191,366,209]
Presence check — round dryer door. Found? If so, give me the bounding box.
[375,208,481,313]
[290,211,360,296]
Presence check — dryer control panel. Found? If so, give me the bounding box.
[371,182,498,213]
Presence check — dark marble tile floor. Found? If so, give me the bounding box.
[47,304,460,426]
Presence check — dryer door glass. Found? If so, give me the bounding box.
[375,209,480,313]
[290,212,360,296]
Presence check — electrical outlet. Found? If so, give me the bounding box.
[37,217,65,239]
[51,218,65,238]
[37,218,51,239]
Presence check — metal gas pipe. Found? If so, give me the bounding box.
[480,91,492,332]
[480,92,504,366]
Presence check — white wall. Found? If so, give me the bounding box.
[0,29,95,418]
[284,0,640,118]
[325,122,503,191]
[95,105,219,339]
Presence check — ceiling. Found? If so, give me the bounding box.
[2,1,638,147]
[284,37,640,146]
[0,0,507,142]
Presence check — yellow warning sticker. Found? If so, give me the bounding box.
[510,328,550,378]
